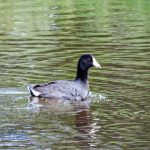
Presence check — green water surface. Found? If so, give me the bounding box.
[0,0,150,149]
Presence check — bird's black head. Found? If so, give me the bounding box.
[78,54,101,71]
[75,54,101,82]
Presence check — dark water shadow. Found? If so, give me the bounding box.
[29,96,91,111]
[74,110,94,149]
[29,96,98,149]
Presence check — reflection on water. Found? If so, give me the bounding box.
[74,110,98,149]
[0,0,150,149]
[28,98,95,149]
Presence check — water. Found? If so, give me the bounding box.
[0,0,150,149]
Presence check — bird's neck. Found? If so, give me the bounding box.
[75,66,88,83]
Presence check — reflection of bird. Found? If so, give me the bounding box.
[28,54,101,101]
[75,109,101,149]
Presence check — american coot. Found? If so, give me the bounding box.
[28,54,101,101]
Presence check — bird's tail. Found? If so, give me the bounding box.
[27,85,40,97]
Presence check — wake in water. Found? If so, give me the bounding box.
[89,92,109,103]
[0,88,27,95]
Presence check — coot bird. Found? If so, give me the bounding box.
[28,54,101,101]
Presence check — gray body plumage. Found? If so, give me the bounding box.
[30,80,89,101]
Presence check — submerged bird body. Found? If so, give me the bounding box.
[28,54,101,101]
